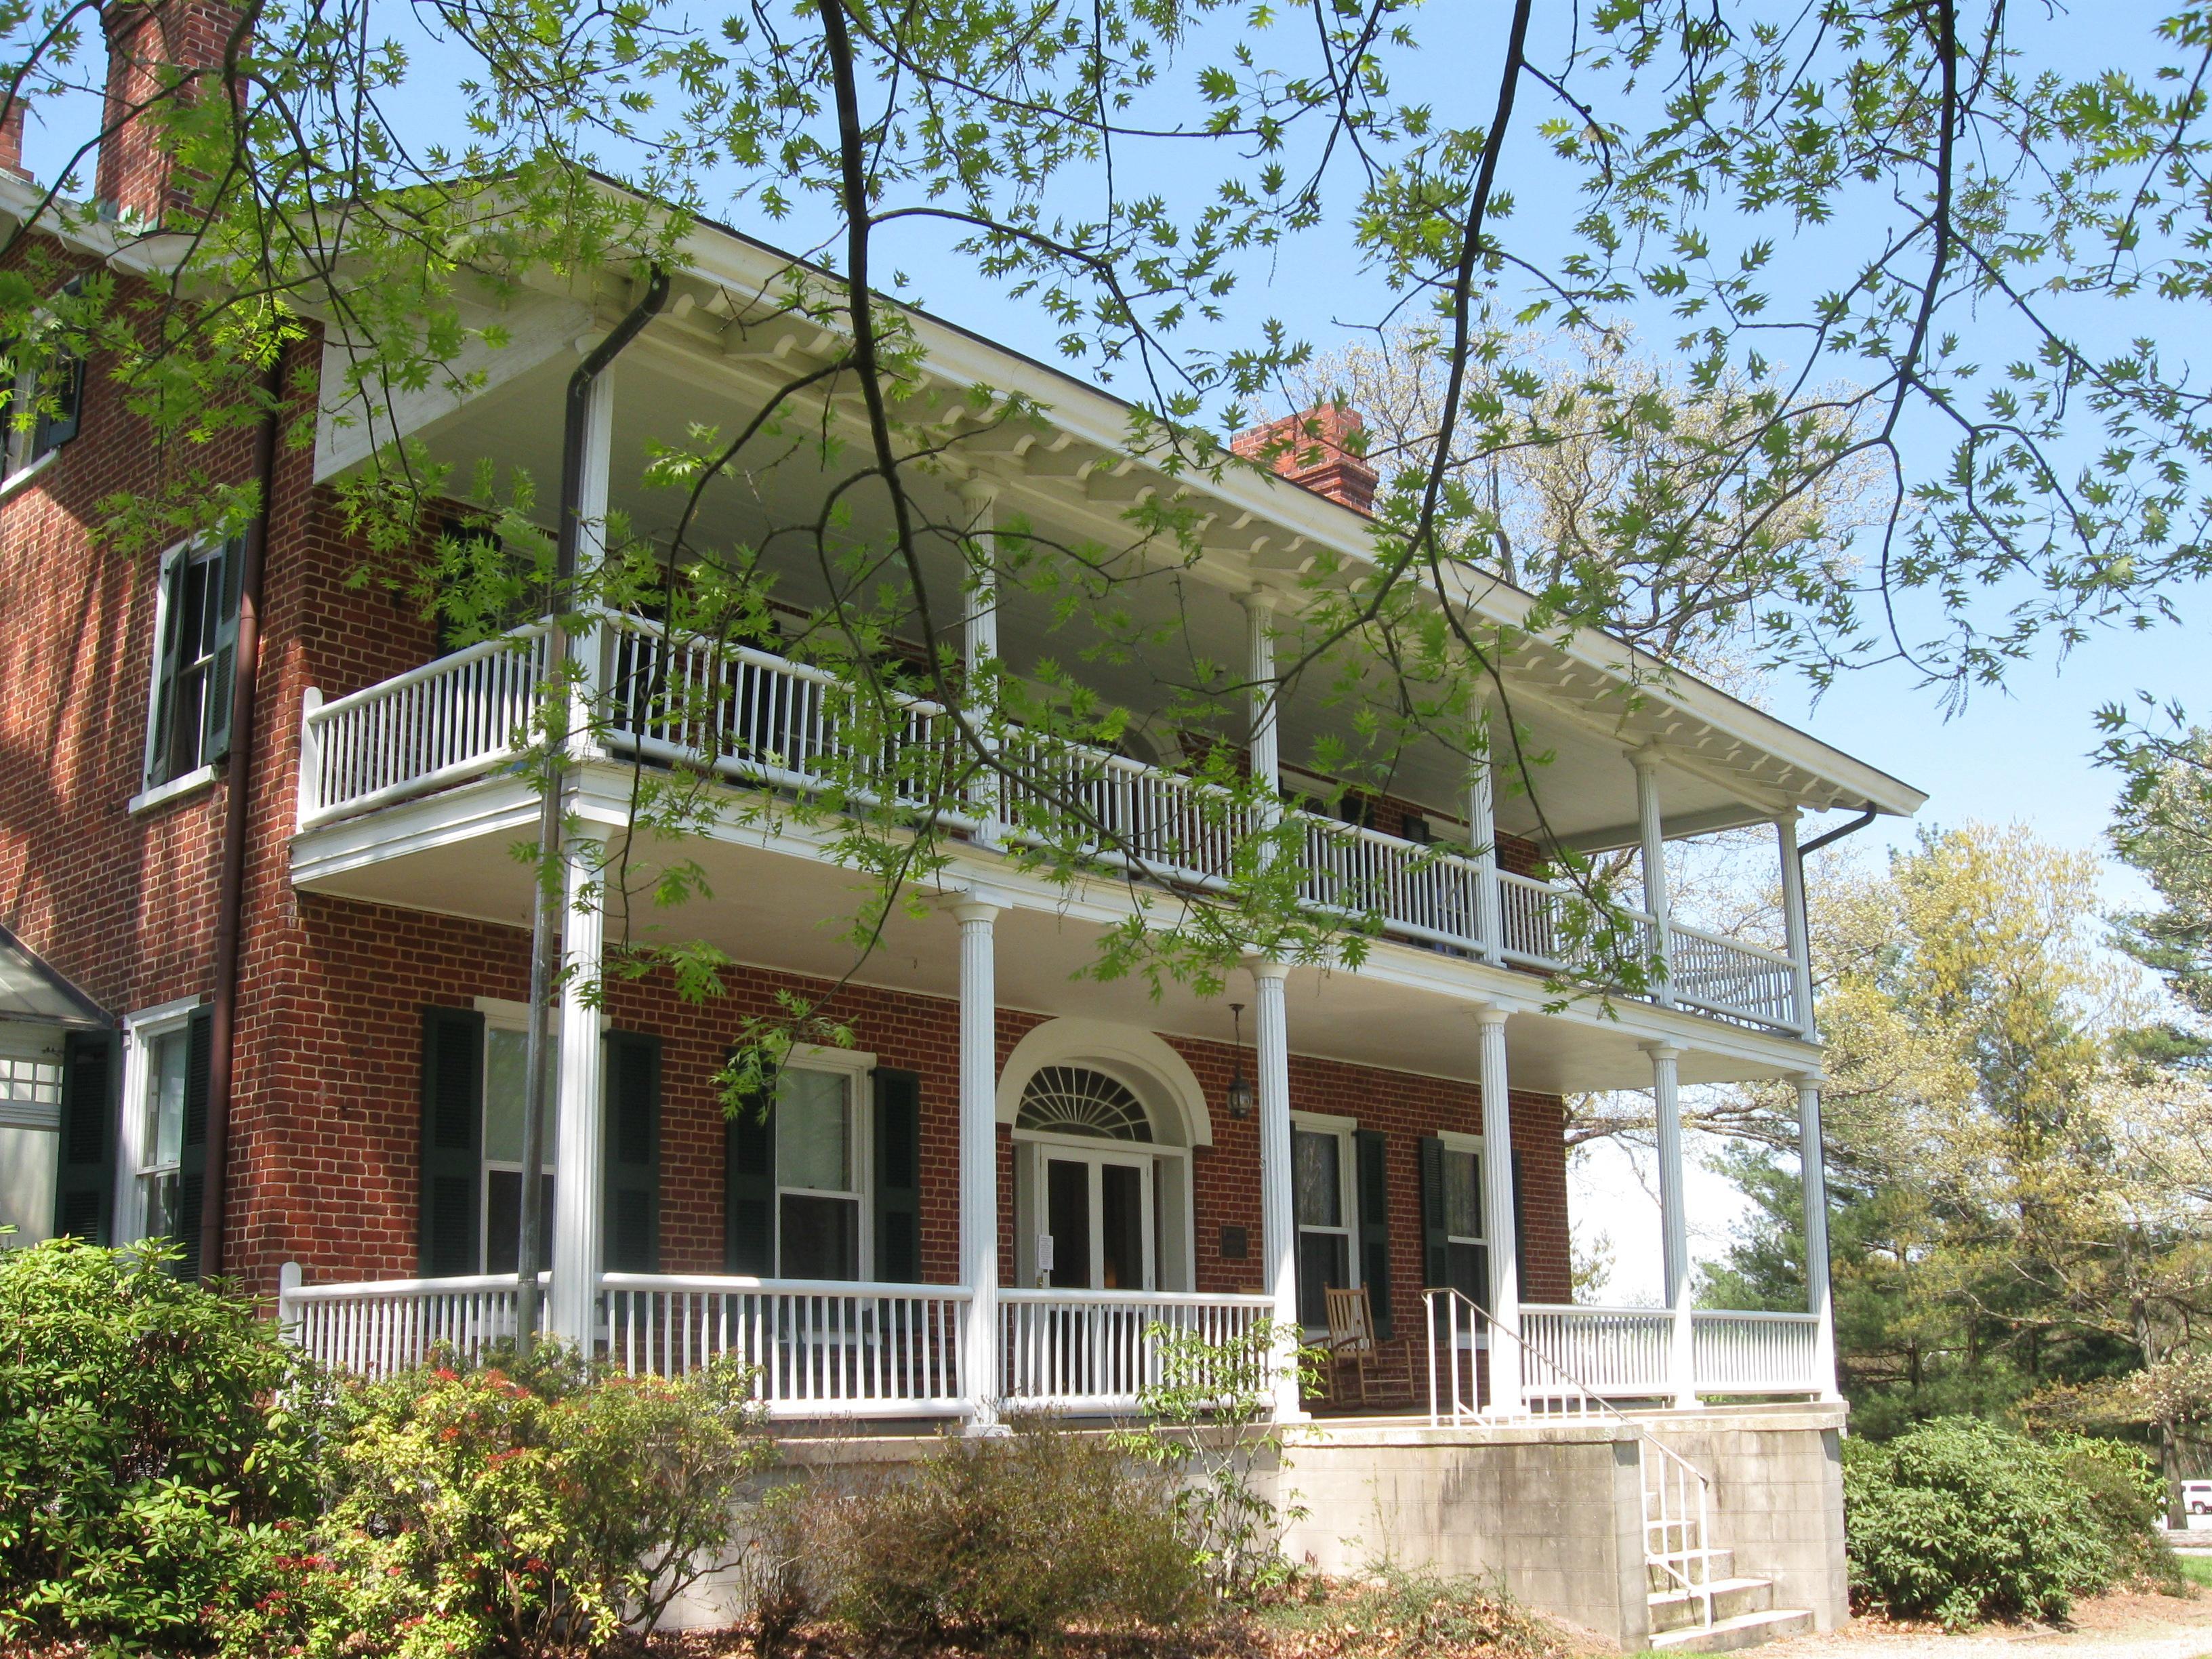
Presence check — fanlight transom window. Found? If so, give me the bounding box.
[1016,1066,1153,1141]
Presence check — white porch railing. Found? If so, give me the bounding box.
[278,1267,536,1378]
[1692,1309,1822,1395]
[1519,1303,1677,1399]
[999,1288,1277,1412]
[293,619,1805,1033]
[1516,1303,1826,1399]
[299,626,552,829]
[600,1273,971,1417]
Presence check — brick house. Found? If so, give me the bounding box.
[0,10,1924,1646]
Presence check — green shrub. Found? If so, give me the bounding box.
[1842,1417,2118,1626]
[0,1238,321,1652]
[305,1347,775,1659]
[2050,1434,2182,1591]
[812,1422,1204,1652]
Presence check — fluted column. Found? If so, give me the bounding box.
[956,894,1004,1428]
[1468,713,1502,963]
[1633,747,1673,1006]
[1777,811,1816,1040]
[1648,1040,1697,1408]
[545,834,607,1349]
[1250,958,1305,1422]
[960,478,1002,845]
[1798,1072,1841,1400]
[1475,1004,1519,1414]
[1244,592,1279,794]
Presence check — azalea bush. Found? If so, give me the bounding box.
[1841,1417,2163,1626]
[0,1237,324,1652]
[806,1422,1204,1652]
[305,1347,775,1659]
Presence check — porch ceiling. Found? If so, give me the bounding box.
[291,780,1817,1097]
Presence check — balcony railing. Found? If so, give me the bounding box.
[294,615,1803,1033]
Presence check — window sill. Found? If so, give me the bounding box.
[128,764,219,817]
[0,449,57,502]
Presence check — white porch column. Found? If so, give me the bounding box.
[1244,591,1280,794]
[546,834,607,1349]
[1475,1004,1520,1414]
[1467,713,1503,963]
[1632,746,1673,1006]
[955,893,1004,1428]
[1776,812,1817,1040]
[960,478,1002,845]
[568,365,616,760]
[1797,1072,1841,1401]
[1647,1040,1697,1409]
[1250,958,1305,1422]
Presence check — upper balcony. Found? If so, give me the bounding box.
[294,612,1810,1040]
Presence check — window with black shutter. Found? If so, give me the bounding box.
[144,537,243,789]
[603,1031,661,1273]
[420,1007,485,1277]
[724,1072,775,1275]
[1418,1133,1489,1315]
[872,1067,922,1282]
[1,285,87,479]
[54,1031,119,1244]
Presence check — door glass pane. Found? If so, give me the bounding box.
[1292,1130,1340,1227]
[1298,1231,1349,1328]
[483,1028,557,1168]
[777,1069,851,1192]
[485,1170,556,1274]
[1099,1162,1145,1291]
[779,1193,858,1279]
[1446,1240,1487,1305]
[140,1170,179,1241]
[147,1029,188,1169]
[1444,1148,1482,1241]
[1046,1158,1092,1290]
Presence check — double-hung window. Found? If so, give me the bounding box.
[480,1019,556,1275]
[776,1067,860,1279]
[1,289,87,481]
[1437,1135,1488,1308]
[1292,1115,1358,1330]
[144,537,244,790]
[113,998,209,1275]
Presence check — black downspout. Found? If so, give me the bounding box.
[1799,804,1877,863]
[515,266,669,1349]
[199,350,287,1283]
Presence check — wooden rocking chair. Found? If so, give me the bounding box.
[1322,1284,1415,1410]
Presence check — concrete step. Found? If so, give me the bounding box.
[1646,1546,1734,1591]
[1648,1607,1815,1653]
[1647,1576,1774,1634]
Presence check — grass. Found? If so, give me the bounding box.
[2175,1553,2212,1589]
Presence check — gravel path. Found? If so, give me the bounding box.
[1750,1593,2212,1659]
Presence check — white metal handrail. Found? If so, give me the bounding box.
[1424,1287,1718,1632]
[600,1272,971,1416]
[295,619,1805,1031]
[1000,1288,1275,1411]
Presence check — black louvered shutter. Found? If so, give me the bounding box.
[420,1007,484,1276]
[872,1067,922,1282]
[724,1076,775,1275]
[1355,1128,1391,1339]
[202,537,242,765]
[603,1031,661,1273]
[170,1006,211,1278]
[54,1031,118,1244]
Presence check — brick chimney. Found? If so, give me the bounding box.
[0,99,30,182]
[96,0,245,222]
[1231,403,1379,514]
